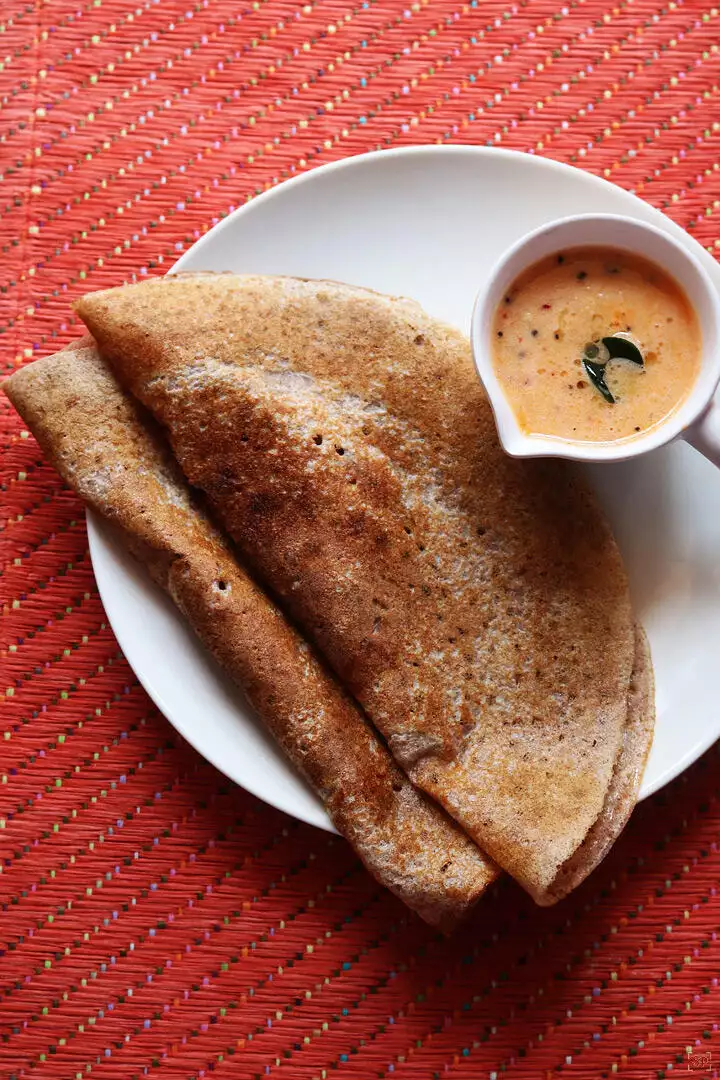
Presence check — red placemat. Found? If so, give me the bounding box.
[1,1,720,1077]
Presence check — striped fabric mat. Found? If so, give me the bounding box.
[1,1,720,1077]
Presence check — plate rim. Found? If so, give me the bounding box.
[172,144,693,276]
[88,145,720,825]
[85,510,335,832]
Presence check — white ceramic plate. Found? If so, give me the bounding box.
[87,147,720,833]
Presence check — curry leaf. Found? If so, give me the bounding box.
[602,334,644,366]
[582,358,615,403]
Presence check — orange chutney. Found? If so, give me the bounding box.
[491,246,701,443]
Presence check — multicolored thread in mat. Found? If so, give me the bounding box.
[1,0,720,1076]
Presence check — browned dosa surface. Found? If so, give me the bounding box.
[76,275,655,902]
[539,623,654,904]
[3,340,496,931]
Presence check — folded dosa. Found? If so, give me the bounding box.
[76,275,655,903]
[3,341,496,930]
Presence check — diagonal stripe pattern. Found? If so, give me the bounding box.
[1,2,719,1077]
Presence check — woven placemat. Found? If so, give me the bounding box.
[1,1,720,1076]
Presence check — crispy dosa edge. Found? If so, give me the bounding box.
[3,342,497,932]
[76,274,656,898]
[537,624,655,904]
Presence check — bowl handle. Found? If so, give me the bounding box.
[683,399,720,469]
